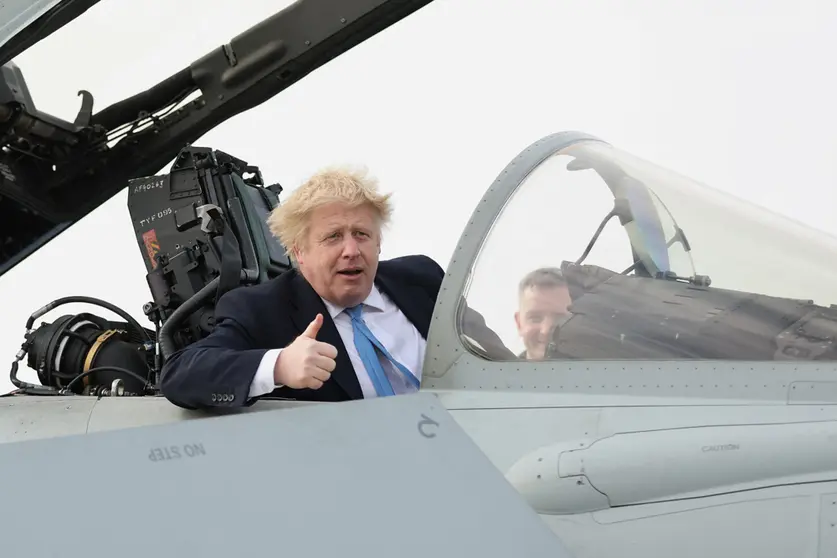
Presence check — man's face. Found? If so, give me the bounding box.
[514,284,572,360]
[295,201,381,308]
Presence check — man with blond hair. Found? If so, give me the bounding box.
[160,165,510,408]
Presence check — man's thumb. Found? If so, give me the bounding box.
[302,313,323,338]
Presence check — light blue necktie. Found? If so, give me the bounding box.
[346,305,420,396]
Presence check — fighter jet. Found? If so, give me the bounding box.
[3,2,837,557]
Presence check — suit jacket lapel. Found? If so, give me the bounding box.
[289,273,363,399]
[375,270,432,339]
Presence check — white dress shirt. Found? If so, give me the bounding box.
[248,284,426,398]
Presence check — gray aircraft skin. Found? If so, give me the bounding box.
[4,2,837,558]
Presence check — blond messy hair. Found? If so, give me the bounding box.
[267,165,393,260]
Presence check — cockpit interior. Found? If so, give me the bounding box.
[457,139,837,363]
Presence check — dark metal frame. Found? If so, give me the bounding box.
[0,0,434,277]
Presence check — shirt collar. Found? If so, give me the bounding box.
[321,284,385,319]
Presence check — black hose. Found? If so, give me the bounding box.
[8,361,60,395]
[61,366,150,395]
[159,277,221,360]
[575,209,616,265]
[26,296,152,344]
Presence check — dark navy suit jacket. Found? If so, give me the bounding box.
[159,254,512,409]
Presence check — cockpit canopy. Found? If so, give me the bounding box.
[457,134,837,362]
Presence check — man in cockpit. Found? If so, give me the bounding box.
[159,164,512,409]
[514,267,573,360]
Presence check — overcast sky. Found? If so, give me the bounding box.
[3,0,836,391]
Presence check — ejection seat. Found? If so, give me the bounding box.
[127,146,294,356]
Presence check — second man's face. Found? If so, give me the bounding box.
[514,285,572,360]
[295,202,381,308]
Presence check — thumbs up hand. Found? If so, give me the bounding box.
[273,313,338,389]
